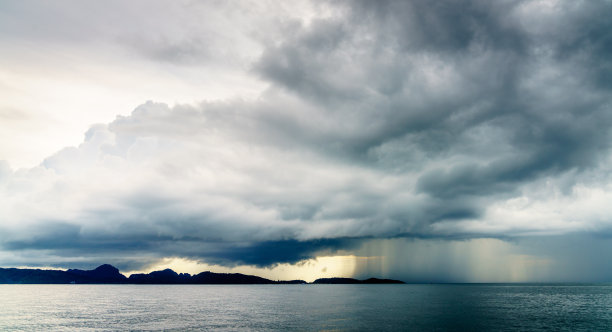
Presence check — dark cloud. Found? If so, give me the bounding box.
[353,0,528,53]
[0,221,360,269]
[195,238,361,267]
[2,0,612,277]
[256,0,612,198]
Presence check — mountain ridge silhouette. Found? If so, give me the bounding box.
[0,264,404,284]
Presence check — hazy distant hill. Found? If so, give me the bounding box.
[0,264,403,284]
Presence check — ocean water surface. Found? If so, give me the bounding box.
[1,284,612,331]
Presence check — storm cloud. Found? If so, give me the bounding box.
[2,0,612,278]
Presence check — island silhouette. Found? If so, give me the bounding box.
[0,264,404,284]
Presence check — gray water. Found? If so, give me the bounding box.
[1,284,612,331]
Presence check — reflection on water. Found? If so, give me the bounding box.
[1,284,612,331]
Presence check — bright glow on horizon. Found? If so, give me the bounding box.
[124,256,367,283]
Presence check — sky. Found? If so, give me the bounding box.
[1,0,612,282]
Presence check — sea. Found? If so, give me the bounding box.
[1,284,611,331]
